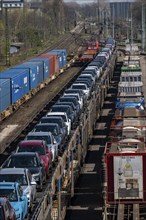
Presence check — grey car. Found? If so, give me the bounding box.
[0,168,37,211]
[2,152,45,192]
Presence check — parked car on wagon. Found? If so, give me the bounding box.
[58,96,81,116]
[63,93,83,110]
[46,112,71,136]
[33,123,64,152]
[50,105,75,126]
[40,116,67,141]
[0,197,16,220]
[2,152,45,191]
[16,140,52,177]
[0,182,28,220]
[26,131,57,163]
[71,83,90,99]
[55,102,77,123]
[0,168,36,211]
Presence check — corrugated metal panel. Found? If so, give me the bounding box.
[12,63,39,89]
[0,69,30,104]
[0,78,11,113]
[30,58,50,80]
[46,53,59,72]
[52,49,66,67]
[27,61,44,84]
[38,54,55,76]
[48,51,62,69]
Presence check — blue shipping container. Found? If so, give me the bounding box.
[52,49,66,67]
[13,63,38,90]
[0,78,11,113]
[27,61,44,84]
[47,51,63,69]
[29,58,50,81]
[0,69,30,104]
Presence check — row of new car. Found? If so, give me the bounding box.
[0,37,116,220]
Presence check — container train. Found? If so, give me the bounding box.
[0,49,67,121]
[104,44,146,204]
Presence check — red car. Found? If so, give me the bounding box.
[0,197,16,220]
[16,140,52,177]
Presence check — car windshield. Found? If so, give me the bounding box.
[64,95,79,101]
[48,115,67,122]
[27,135,51,144]
[0,189,17,202]
[0,174,28,185]
[72,85,86,90]
[51,106,69,114]
[61,98,77,105]
[41,118,63,128]
[0,207,5,220]
[6,156,38,168]
[17,145,45,155]
[35,125,58,136]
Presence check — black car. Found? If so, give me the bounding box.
[58,96,80,114]
[50,104,75,124]
[64,89,86,104]
[2,152,45,191]
[39,116,67,140]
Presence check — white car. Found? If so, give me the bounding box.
[0,168,37,211]
[85,66,101,78]
[46,112,71,135]
[71,83,90,99]
[80,73,96,84]
[63,93,84,110]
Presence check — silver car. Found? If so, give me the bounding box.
[0,168,37,211]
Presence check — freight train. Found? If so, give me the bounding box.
[0,37,117,219]
[104,44,146,205]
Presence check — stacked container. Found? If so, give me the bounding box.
[52,49,66,67]
[29,58,50,81]
[0,69,30,105]
[39,54,58,76]
[49,49,66,69]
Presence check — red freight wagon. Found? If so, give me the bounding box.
[38,54,58,76]
[104,139,146,204]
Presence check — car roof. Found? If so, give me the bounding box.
[12,152,38,156]
[0,168,28,175]
[27,131,52,137]
[47,112,66,116]
[18,140,45,146]
[41,116,63,120]
[36,122,59,126]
